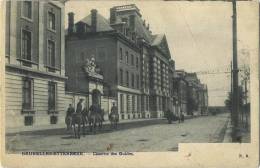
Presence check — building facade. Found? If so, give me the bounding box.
[185,72,208,116]
[66,4,174,119]
[168,60,177,114]
[173,70,189,116]
[66,8,142,120]
[5,1,67,128]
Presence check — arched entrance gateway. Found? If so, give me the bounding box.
[92,89,101,107]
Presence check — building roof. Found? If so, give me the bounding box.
[79,13,114,32]
[134,19,153,43]
[151,34,164,46]
[150,34,171,59]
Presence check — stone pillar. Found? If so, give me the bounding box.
[60,5,65,76]
[9,1,17,65]
[38,1,45,71]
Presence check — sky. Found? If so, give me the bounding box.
[65,1,257,106]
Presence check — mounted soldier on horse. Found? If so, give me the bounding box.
[65,104,74,131]
[88,103,103,133]
[65,99,87,139]
[109,102,119,129]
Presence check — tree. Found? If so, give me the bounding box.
[225,92,232,111]
[225,86,244,112]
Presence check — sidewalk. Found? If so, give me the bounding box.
[223,117,251,143]
[6,114,199,135]
[223,118,232,143]
[6,118,162,134]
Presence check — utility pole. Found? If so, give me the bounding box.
[244,79,248,130]
[232,0,239,142]
[230,61,233,124]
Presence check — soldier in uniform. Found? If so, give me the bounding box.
[65,104,75,130]
[66,104,75,117]
[109,102,118,119]
[111,103,118,114]
[76,99,84,114]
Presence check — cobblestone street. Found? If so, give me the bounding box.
[6,113,229,153]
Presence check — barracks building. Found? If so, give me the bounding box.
[65,4,175,120]
[4,2,208,129]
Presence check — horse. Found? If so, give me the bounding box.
[71,113,83,139]
[109,112,119,129]
[65,109,88,138]
[81,108,89,136]
[99,109,105,128]
[88,105,103,134]
[65,115,72,131]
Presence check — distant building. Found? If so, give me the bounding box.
[168,60,176,114]
[201,84,209,115]
[173,70,189,116]
[185,72,208,115]
[5,1,66,128]
[66,4,174,119]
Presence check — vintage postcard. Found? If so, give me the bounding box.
[0,0,259,168]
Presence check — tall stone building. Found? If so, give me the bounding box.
[5,1,66,128]
[149,34,172,118]
[168,60,177,114]
[66,4,174,119]
[185,72,208,115]
[173,70,189,115]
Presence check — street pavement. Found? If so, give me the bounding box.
[6,113,229,153]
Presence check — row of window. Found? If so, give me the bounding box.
[22,1,56,31]
[119,69,140,89]
[120,113,144,120]
[120,94,140,113]
[22,78,57,111]
[24,115,58,126]
[21,29,55,68]
[117,17,137,42]
[119,48,139,68]
[21,1,57,69]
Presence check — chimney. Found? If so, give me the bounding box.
[68,12,74,34]
[147,23,149,30]
[91,9,97,32]
[110,8,116,24]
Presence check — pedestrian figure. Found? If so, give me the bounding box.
[178,112,181,123]
[181,113,184,122]
[178,111,184,123]
[65,104,75,130]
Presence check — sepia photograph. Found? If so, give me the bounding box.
[1,0,259,167]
